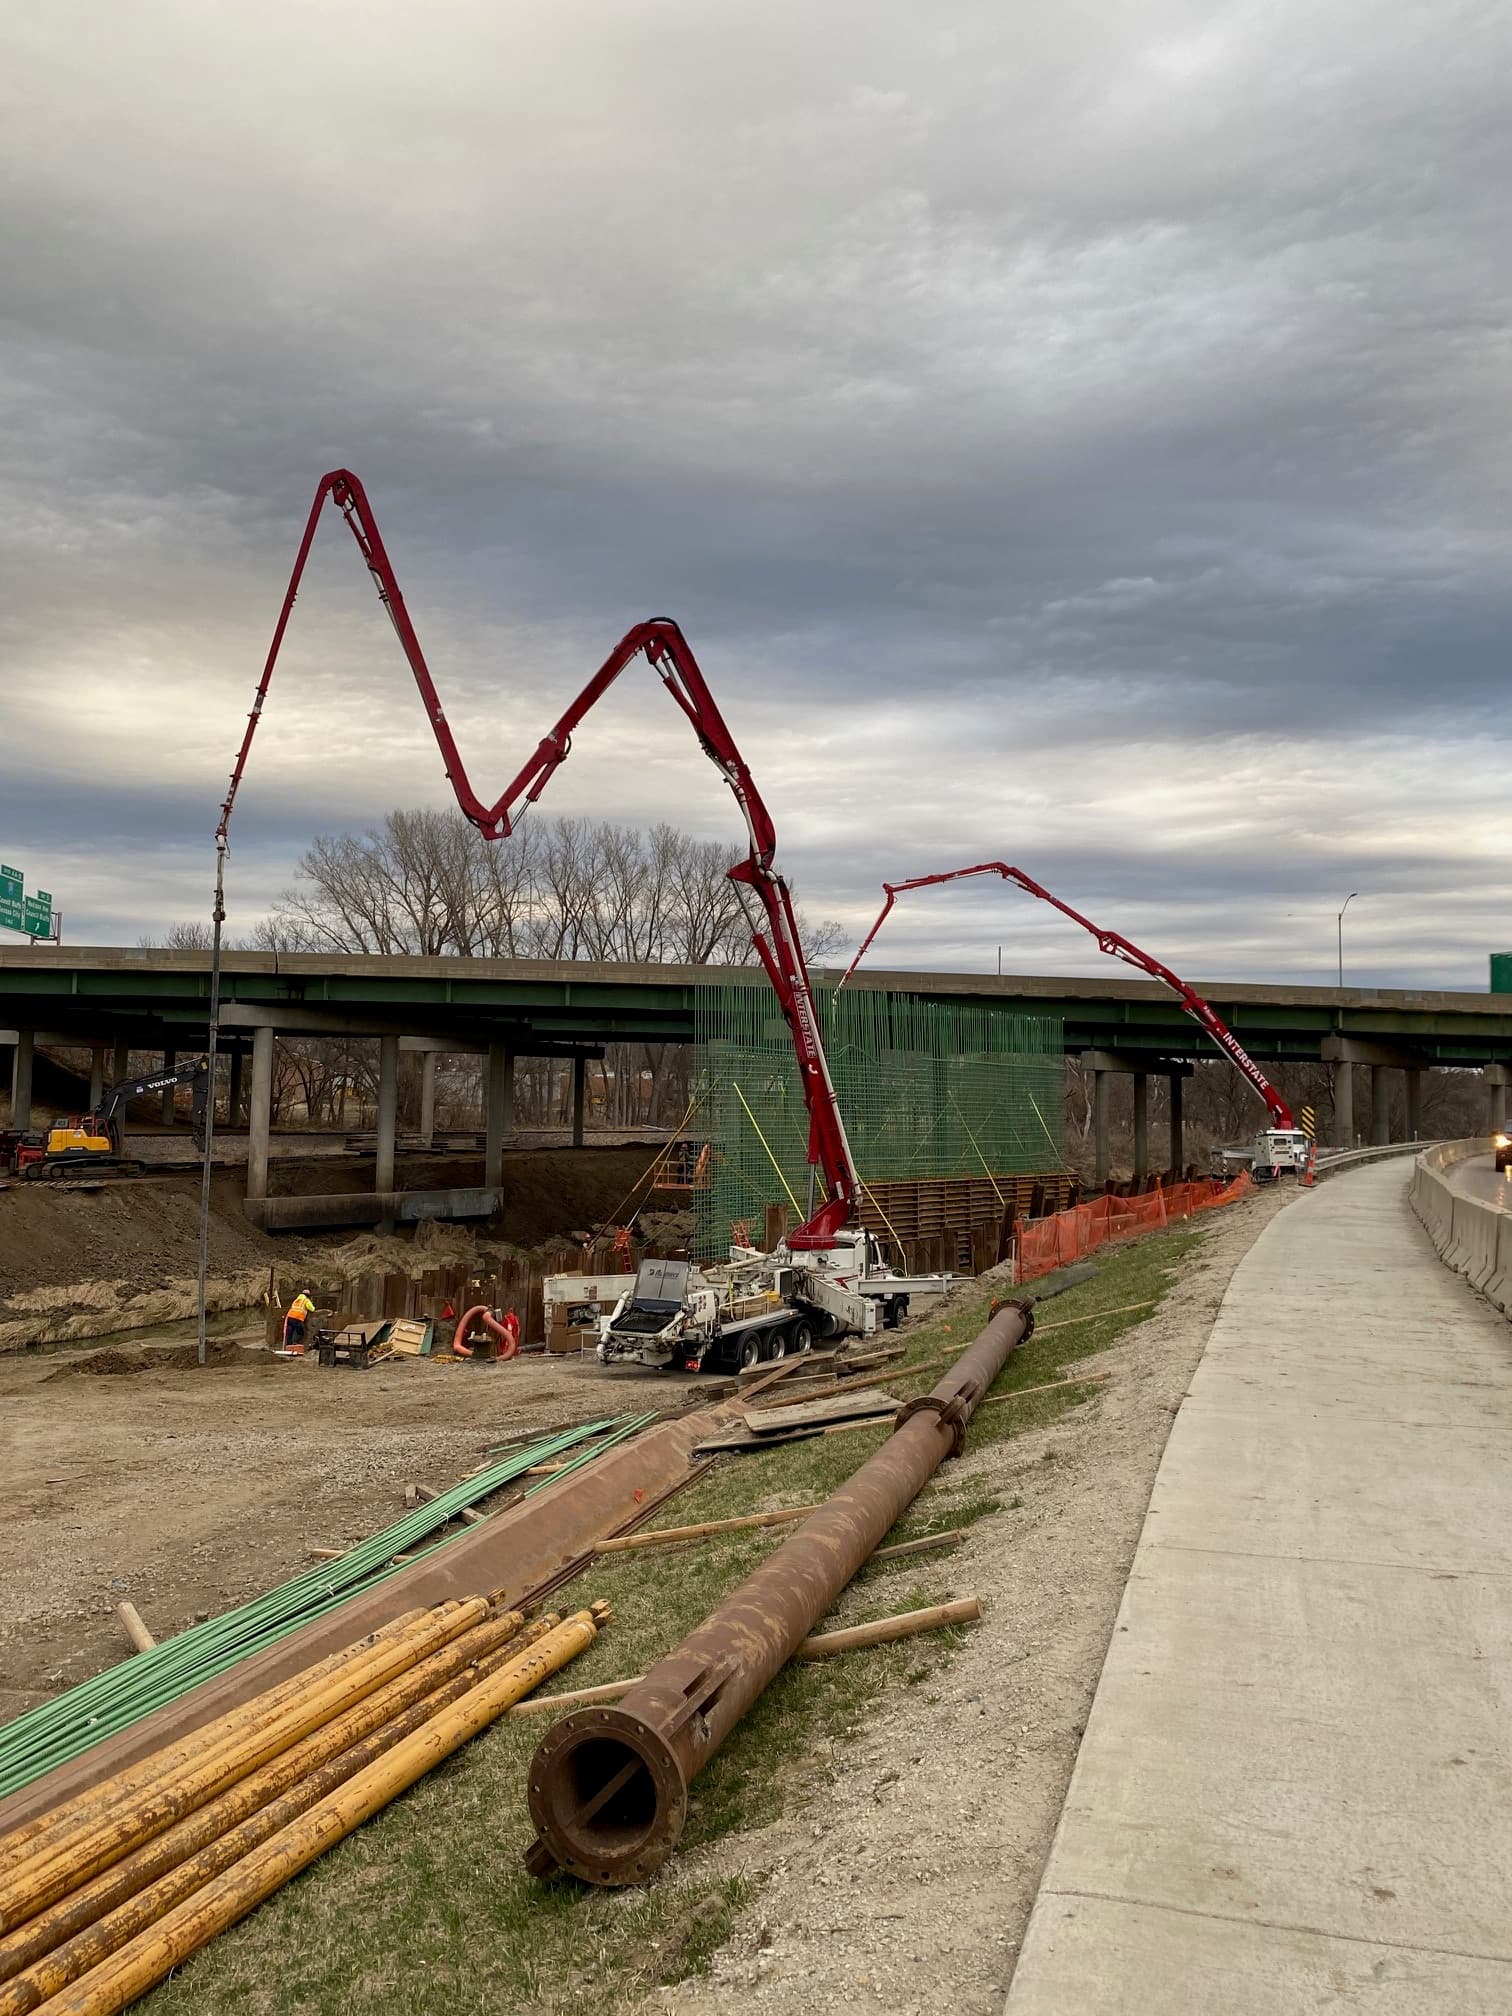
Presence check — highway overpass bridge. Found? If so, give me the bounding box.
[4,947,1512,1210]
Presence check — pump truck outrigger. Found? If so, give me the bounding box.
[837,862,1309,1182]
[6,1058,211,1181]
[225,471,947,1367]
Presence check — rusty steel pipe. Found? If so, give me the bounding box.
[524,1298,1032,1886]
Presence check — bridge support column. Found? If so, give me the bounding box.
[571,1053,587,1150]
[1093,1070,1110,1187]
[88,1045,105,1110]
[1485,1063,1511,1135]
[246,1026,274,1204]
[1371,1065,1391,1147]
[375,1034,399,1233]
[1404,1068,1423,1143]
[228,1048,243,1128]
[1332,1059,1354,1148]
[10,1030,33,1130]
[1132,1073,1148,1185]
[1168,1072,1184,1173]
[161,1047,177,1126]
[111,1038,129,1087]
[420,1052,438,1148]
[485,1044,512,1189]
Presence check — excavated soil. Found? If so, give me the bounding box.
[44,1341,277,1380]
[0,1142,682,1351]
[0,1339,703,1722]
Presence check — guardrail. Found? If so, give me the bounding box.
[1315,1140,1437,1176]
[1408,1138,1512,1316]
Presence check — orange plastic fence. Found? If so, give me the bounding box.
[1016,1171,1255,1283]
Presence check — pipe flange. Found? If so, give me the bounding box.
[990,1295,1035,1342]
[894,1392,969,1458]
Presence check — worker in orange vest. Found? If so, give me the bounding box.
[282,1291,315,1353]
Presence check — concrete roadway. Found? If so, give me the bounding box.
[1446,1149,1512,1214]
[1005,1157,1512,2013]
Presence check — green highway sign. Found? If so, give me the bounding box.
[1,868,57,938]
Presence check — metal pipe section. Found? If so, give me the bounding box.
[524,1298,1033,1886]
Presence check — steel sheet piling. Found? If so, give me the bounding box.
[524,1298,1033,1886]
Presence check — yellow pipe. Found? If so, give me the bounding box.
[0,1602,486,1933]
[36,1609,608,2016]
[0,1609,536,1989]
[0,1607,461,1925]
[0,1616,559,2016]
[0,1607,435,1870]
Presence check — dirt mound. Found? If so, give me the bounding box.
[47,1339,274,1380]
[46,1348,153,1380]
[158,1340,277,1372]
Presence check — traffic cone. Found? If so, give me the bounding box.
[1303,1143,1317,1187]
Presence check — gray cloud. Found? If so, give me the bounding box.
[2,1,1509,978]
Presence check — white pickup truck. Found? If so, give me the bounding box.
[594,1230,952,1373]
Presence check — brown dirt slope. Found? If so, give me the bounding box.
[0,1175,276,1300]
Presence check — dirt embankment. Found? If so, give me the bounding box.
[0,1142,679,1350]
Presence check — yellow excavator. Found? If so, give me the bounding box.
[22,1057,210,1180]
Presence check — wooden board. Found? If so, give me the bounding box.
[692,1424,826,1456]
[740,1387,898,1435]
[738,1349,840,1381]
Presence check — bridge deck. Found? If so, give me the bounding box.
[1005,1159,1512,2013]
[2,948,1510,1063]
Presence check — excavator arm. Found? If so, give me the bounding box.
[99,1058,212,1153]
[221,471,857,1244]
[837,863,1295,1132]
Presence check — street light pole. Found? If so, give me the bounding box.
[1337,891,1359,989]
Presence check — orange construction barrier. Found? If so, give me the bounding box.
[1016,1171,1254,1283]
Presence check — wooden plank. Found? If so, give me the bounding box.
[692,1424,826,1456]
[869,1530,965,1564]
[738,1349,840,1382]
[794,1596,980,1659]
[594,1503,818,1553]
[740,1387,898,1435]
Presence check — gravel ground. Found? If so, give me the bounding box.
[641,1181,1297,2016]
[0,1341,697,1721]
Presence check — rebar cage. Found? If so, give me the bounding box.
[691,979,1065,1257]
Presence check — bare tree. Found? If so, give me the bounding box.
[138,920,215,951]
[258,811,841,968]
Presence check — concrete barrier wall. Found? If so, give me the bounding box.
[1409,1138,1512,1317]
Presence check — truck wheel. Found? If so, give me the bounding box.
[768,1329,788,1361]
[740,1335,764,1371]
[789,1317,815,1355]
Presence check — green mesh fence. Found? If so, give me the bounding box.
[691,981,1064,1257]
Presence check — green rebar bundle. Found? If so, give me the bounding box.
[0,1411,655,1803]
[692,981,1064,1256]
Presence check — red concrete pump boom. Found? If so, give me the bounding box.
[837,863,1295,1131]
[220,469,858,1246]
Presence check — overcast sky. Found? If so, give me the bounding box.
[3,1,1509,987]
